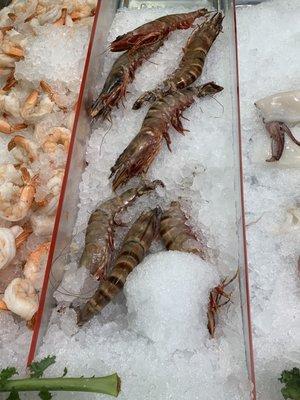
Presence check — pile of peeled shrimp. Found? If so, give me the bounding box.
[0,0,95,327]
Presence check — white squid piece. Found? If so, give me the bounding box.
[255,90,300,125]
[255,90,300,162]
[3,277,38,320]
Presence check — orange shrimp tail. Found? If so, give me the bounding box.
[0,299,8,311]
[15,224,33,248]
[28,242,51,263]
[26,313,36,330]
[53,8,68,26]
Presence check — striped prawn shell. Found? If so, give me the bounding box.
[110,88,197,191]
[77,207,162,326]
[110,8,208,52]
[79,181,162,280]
[89,38,165,120]
[111,82,223,190]
[132,12,224,109]
[168,12,224,90]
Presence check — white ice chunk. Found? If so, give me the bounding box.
[125,251,219,350]
[15,25,90,91]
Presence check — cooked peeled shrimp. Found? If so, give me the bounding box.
[53,7,68,26]
[20,91,54,123]
[2,70,17,92]
[0,117,27,134]
[42,127,71,154]
[0,91,21,118]
[70,4,94,21]
[1,30,25,61]
[0,52,16,68]
[36,5,62,25]
[40,80,68,111]
[37,169,64,216]
[0,67,14,77]
[23,242,50,290]
[2,43,24,59]
[30,213,55,236]
[3,277,38,320]
[12,0,38,23]
[0,163,23,186]
[0,167,37,221]
[20,89,39,118]
[8,135,39,164]
[0,225,23,269]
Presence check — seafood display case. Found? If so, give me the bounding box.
[26,0,256,398]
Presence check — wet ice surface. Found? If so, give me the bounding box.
[15,25,90,92]
[0,312,31,375]
[36,6,250,400]
[38,252,249,400]
[237,0,300,399]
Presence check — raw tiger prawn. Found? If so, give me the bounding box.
[133,12,224,109]
[77,207,162,326]
[90,39,164,121]
[79,180,163,280]
[110,81,223,190]
[110,8,209,52]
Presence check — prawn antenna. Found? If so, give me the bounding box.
[99,121,112,157]
[208,94,224,117]
[100,45,110,56]
[146,59,159,66]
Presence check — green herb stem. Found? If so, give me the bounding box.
[0,374,121,397]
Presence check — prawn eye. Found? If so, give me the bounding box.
[115,33,125,41]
